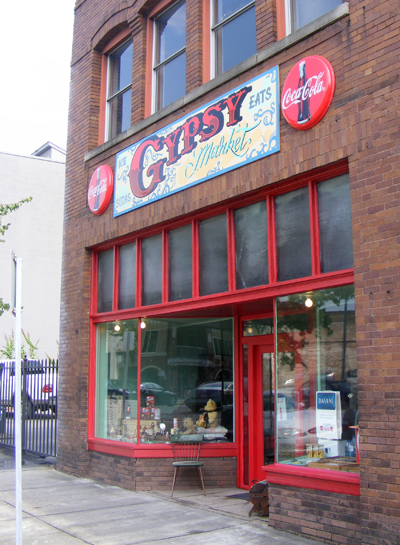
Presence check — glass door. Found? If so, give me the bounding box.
[240,324,275,488]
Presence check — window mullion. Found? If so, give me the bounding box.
[267,195,277,284]
[162,229,168,304]
[192,219,199,297]
[113,246,119,312]
[136,238,143,308]
[309,180,321,276]
[153,46,186,71]
[227,209,236,291]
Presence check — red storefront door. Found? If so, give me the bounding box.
[241,335,275,488]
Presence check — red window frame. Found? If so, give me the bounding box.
[98,28,132,147]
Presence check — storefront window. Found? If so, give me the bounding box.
[95,320,138,440]
[95,317,234,444]
[276,285,358,471]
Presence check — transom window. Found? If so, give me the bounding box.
[106,39,133,140]
[211,0,256,77]
[95,168,353,313]
[153,0,186,111]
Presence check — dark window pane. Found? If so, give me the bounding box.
[318,174,353,273]
[215,6,256,75]
[142,235,162,306]
[275,187,311,281]
[107,40,132,139]
[156,52,186,110]
[108,88,132,138]
[109,41,133,95]
[234,201,268,289]
[293,0,342,31]
[119,243,136,310]
[199,214,228,296]
[157,1,186,63]
[98,249,113,313]
[169,224,192,301]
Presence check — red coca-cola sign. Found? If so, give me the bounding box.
[281,56,335,130]
[88,165,114,215]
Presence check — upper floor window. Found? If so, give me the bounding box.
[211,0,256,77]
[106,39,133,140]
[286,0,342,34]
[153,0,186,111]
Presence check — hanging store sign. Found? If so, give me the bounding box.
[281,55,335,130]
[88,165,114,215]
[114,66,279,216]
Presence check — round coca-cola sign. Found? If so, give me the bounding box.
[281,56,335,130]
[88,165,114,215]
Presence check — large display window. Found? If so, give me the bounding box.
[275,285,358,473]
[95,317,234,445]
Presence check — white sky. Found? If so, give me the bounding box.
[0,1,75,156]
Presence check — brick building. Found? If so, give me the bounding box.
[59,1,400,544]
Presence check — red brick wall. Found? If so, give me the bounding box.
[59,1,400,543]
[268,484,362,545]
[84,452,236,492]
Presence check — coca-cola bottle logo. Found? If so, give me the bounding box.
[281,56,335,131]
[88,165,114,215]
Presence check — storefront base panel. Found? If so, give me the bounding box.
[268,483,361,545]
[84,451,237,493]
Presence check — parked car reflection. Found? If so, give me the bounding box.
[107,380,178,407]
[184,381,233,412]
[139,382,177,406]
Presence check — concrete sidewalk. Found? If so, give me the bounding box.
[0,449,324,545]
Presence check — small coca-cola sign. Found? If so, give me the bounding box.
[88,165,114,215]
[281,56,335,130]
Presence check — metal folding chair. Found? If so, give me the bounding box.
[170,434,205,497]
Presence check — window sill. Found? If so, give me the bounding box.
[85,3,349,163]
[263,462,360,496]
[88,437,238,458]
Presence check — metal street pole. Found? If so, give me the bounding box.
[13,255,23,545]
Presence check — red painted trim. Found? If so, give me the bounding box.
[267,194,277,284]
[276,0,287,40]
[162,229,168,303]
[137,238,143,308]
[264,463,360,496]
[145,16,154,117]
[113,246,119,311]
[192,220,199,297]
[309,180,321,276]
[87,319,98,440]
[99,28,132,146]
[202,0,211,83]
[90,252,98,315]
[90,270,354,323]
[87,437,238,458]
[227,209,235,291]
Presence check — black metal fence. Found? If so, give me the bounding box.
[0,359,58,457]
